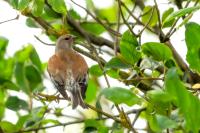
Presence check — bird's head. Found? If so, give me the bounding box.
[55,34,76,52]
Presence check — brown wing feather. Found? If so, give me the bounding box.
[47,54,70,100]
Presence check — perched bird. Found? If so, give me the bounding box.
[47,34,88,109]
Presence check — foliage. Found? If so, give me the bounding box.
[1,0,200,132]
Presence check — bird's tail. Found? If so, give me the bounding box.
[70,85,87,109]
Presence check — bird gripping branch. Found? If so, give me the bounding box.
[47,34,88,109]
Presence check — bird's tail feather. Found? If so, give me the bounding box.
[70,86,87,109]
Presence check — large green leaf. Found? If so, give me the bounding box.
[47,0,67,15]
[32,0,44,17]
[0,58,14,80]
[18,0,30,10]
[105,57,131,69]
[68,9,81,20]
[14,62,29,93]
[84,119,108,133]
[101,87,140,106]
[156,115,178,130]
[0,36,8,59]
[0,90,6,120]
[30,47,42,72]
[14,45,33,63]
[0,121,16,133]
[164,6,200,24]
[80,22,105,35]
[142,6,158,27]
[25,65,42,91]
[185,22,200,73]
[16,115,30,131]
[0,78,19,91]
[89,64,103,77]
[26,18,38,28]
[5,96,29,111]
[142,42,172,61]
[97,6,117,22]
[165,68,200,132]
[120,30,141,65]
[85,79,98,103]
[41,5,60,20]
[8,0,18,9]
[162,8,175,28]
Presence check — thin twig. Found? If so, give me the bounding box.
[153,0,162,32]
[34,35,54,46]
[165,0,195,39]
[115,0,121,56]
[0,14,19,24]
[137,7,155,36]
[120,1,157,34]
[70,0,121,37]
[118,0,136,36]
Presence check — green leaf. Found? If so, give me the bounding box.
[41,119,60,125]
[0,121,16,133]
[101,87,140,106]
[16,115,30,130]
[120,30,141,65]
[84,119,108,133]
[30,48,42,72]
[156,115,178,130]
[80,22,105,35]
[105,57,131,69]
[14,45,33,63]
[185,22,200,73]
[106,69,120,79]
[85,79,98,103]
[147,90,173,103]
[0,90,6,120]
[0,58,14,79]
[25,65,42,91]
[165,68,200,132]
[47,0,67,15]
[164,6,200,24]
[162,8,175,28]
[0,106,5,120]
[89,64,103,77]
[142,42,172,61]
[142,6,158,27]
[0,36,8,59]
[32,0,45,17]
[68,9,81,20]
[14,62,29,93]
[162,8,174,22]
[0,78,19,91]
[5,96,29,111]
[18,0,30,10]
[97,6,117,22]
[8,0,18,9]
[26,18,38,28]
[41,5,60,20]
[25,106,47,127]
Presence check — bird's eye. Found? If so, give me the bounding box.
[64,37,70,40]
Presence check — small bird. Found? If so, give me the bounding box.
[47,34,88,109]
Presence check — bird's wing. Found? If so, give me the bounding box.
[61,51,88,109]
[47,54,70,100]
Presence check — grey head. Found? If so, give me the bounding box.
[55,34,75,52]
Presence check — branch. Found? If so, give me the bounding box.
[117,0,136,36]
[19,107,146,132]
[66,15,116,50]
[70,0,121,37]
[0,14,19,24]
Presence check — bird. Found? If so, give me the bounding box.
[47,34,88,109]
